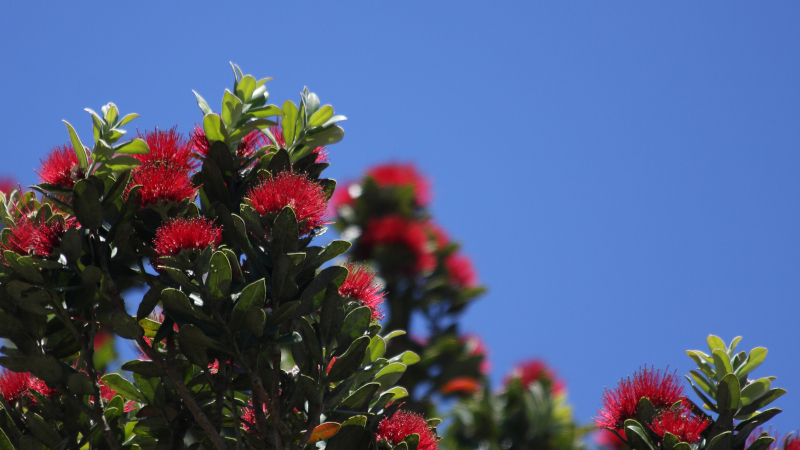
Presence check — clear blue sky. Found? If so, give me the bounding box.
[1,1,798,433]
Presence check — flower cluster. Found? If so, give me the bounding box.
[507,359,565,394]
[191,125,268,159]
[269,121,329,163]
[2,208,77,259]
[649,407,710,444]
[339,263,386,320]
[376,411,440,450]
[360,215,436,273]
[152,217,223,258]
[36,144,88,188]
[246,171,328,236]
[0,370,59,404]
[127,129,197,208]
[367,163,431,206]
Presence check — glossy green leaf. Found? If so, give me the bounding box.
[736,347,767,379]
[373,362,406,391]
[63,120,88,169]
[707,335,727,353]
[203,113,228,143]
[121,360,165,378]
[302,125,344,147]
[712,349,734,381]
[118,113,140,127]
[193,90,213,116]
[114,138,150,154]
[235,75,257,102]
[282,100,298,146]
[207,251,232,299]
[328,336,370,382]
[111,311,145,340]
[309,105,334,127]
[232,278,266,329]
[101,373,144,401]
[221,89,243,127]
[741,378,771,406]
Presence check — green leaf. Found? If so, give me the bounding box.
[736,389,787,417]
[384,386,408,400]
[207,251,232,299]
[383,330,406,341]
[27,413,61,449]
[114,138,150,154]
[221,89,243,128]
[712,349,734,382]
[266,300,301,327]
[118,113,140,127]
[300,265,349,305]
[309,105,334,127]
[338,306,370,351]
[401,433,420,450]
[282,100,298,146]
[232,278,266,330]
[707,335,727,353]
[235,76,257,103]
[308,422,341,444]
[718,373,741,412]
[193,90,213,116]
[67,372,95,395]
[97,156,141,176]
[373,362,406,391]
[246,307,266,337]
[121,360,165,378]
[73,179,103,229]
[306,240,352,269]
[203,113,228,143]
[111,311,145,340]
[624,420,655,450]
[271,206,299,254]
[741,378,772,406]
[747,437,776,450]
[63,120,88,170]
[328,336,370,382]
[707,432,731,450]
[735,347,767,379]
[302,125,344,147]
[364,336,386,364]
[178,325,209,367]
[0,425,14,450]
[244,105,283,120]
[340,382,381,412]
[101,373,144,401]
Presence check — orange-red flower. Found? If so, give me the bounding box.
[445,252,478,288]
[441,377,480,395]
[339,263,385,320]
[377,411,440,450]
[461,334,491,374]
[506,359,564,394]
[367,163,431,206]
[595,367,685,431]
[650,408,710,444]
[246,171,328,236]
[361,215,436,274]
[36,144,88,188]
[152,217,222,258]
[0,370,58,403]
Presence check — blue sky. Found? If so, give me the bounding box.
[1,1,798,433]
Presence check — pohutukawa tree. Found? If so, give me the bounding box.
[0,64,793,450]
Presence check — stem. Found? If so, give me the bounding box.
[271,348,283,450]
[230,378,243,450]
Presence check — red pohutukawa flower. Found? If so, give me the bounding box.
[376,411,440,450]
[339,263,386,320]
[190,125,268,159]
[445,252,478,288]
[36,144,88,188]
[268,122,329,163]
[331,180,357,211]
[360,215,436,273]
[0,177,18,195]
[2,211,77,258]
[152,217,222,258]
[596,429,628,450]
[595,367,686,431]
[507,359,565,394]
[650,408,710,444]
[441,377,481,395]
[367,162,431,206]
[127,162,197,208]
[426,222,449,251]
[137,128,197,171]
[0,370,58,403]
[246,171,328,236]
[241,399,268,433]
[784,435,800,450]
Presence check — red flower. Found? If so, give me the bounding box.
[241,399,268,433]
[331,180,357,211]
[152,217,222,258]
[596,429,628,450]
[339,263,385,320]
[191,125,268,159]
[595,367,686,431]
[360,215,435,273]
[127,162,197,207]
[461,334,491,374]
[94,375,136,412]
[246,171,328,236]
[136,128,197,171]
[367,163,431,206]
[36,144,88,188]
[94,331,113,350]
[0,370,58,403]
[444,252,478,288]
[441,377,480,395]
[268,122,329,163]
[425,222,449,251]
[786,435,800,450]
[650,408,710,444]
[0,177,18,195]
[2,208,77,258]
[326,357,338,374]
[507,359,564,394]
[376,411,440,450]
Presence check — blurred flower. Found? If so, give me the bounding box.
[0,177,18,195]
[461,334,491,374]
[136,128,197,172]
[361,215,435,273]
[595,429,628,450]
[376,410,440,450]
[650,408,710,444]
[441,377,480,395]
[425,222,449,251]
[339,263,385,320]
[97,375,136,412]
[94,330,113,350]
[444,252,478,288]
[127,162,197,207]
[326,357,338,374]
[246,171,328,236]
[241,399,268,433]
[152,217,222,258]
[331,180,357,210]
[36,144,87,188]
[595,367,685,431]
[506,359,564,394]
[367,162,431,206]
[746,428,799,450]
[191,125,268,159]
